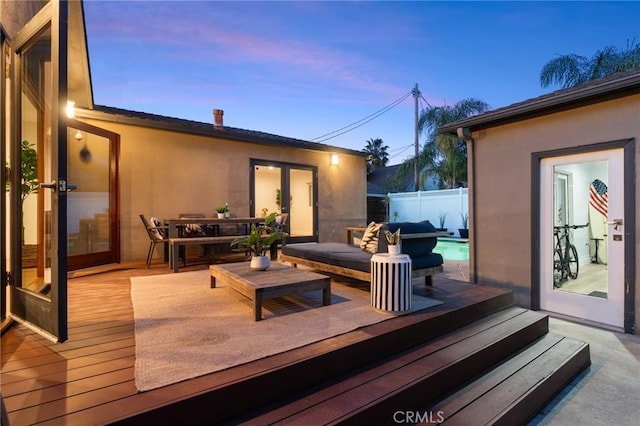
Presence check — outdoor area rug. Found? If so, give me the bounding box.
[131,268,442,391]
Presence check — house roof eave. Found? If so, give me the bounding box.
[439,68,640,136]
[76,105,367,158]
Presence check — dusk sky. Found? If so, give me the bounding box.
[84,1,640,164]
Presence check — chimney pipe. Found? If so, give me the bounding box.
[213,109,224,128]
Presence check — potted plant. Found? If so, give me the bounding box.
[215,205,227,218]
[384,228,401,256]
[459,212,469,239]
[275,188,281,212]
[231,212,288,270]
[436,211,447,232]
[5,141,39,241]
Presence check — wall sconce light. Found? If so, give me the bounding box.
[331,153,339,166]
[66,100,75,118]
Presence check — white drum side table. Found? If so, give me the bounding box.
[370,253,412,312]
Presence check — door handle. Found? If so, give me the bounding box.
[39,180,57,190]
[38,180,77,192]
[606,219,622,231]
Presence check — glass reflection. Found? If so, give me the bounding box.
[552,160,608,298]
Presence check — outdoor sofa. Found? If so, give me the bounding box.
[280,221,444,286]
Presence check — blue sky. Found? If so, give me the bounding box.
[84,1,640,164]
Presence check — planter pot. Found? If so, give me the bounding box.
[217,213,225,218]
[387,244,401,256]
[458,228,469,239]
[250,255,270,271]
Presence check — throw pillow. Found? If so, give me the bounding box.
[360,221,382,254]
[184,223,205,236]
[150,217,166,240]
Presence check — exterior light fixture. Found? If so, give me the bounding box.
[66,100,75,118]
[331,153,339,166]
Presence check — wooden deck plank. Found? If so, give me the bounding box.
[2,356,134,397]
[2,332,135,372]
[1,346,135,385]
[7,382,137,425]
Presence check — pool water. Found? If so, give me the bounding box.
[435,240,469,261]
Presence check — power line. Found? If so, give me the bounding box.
[388,143,415,162]
[388,143,414,154]
[419,93,432,109]
[311,90,413,143]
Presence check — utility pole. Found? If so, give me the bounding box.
[412,83,420,191]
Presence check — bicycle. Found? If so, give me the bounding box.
[553,223,588,288]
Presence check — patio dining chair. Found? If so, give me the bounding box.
[275,212,288,228]
[274,212,289,250]
[140,214,172,268]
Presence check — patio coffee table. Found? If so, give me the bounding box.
[209,262,331,321]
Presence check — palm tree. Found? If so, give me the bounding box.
[396,98,489,190]
[363,137,389,173]
[540,41,640,89]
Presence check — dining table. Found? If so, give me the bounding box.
[165,217,266,238]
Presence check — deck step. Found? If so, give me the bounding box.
[229,306,553,425]
[429,333,590,425]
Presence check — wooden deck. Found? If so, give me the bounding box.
[1,260,587,425]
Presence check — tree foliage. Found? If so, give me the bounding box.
[5,140,39,201]
[396,98,489,190]
[540,41,640,89]
[363,137,389,173]
[20,140,39,202]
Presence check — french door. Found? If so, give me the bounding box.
[251,160,317,243]
[66,120,120,270]
[538,143,633,331]
[6,1,69,341]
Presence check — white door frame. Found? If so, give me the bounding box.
[532,139,635,333]
[541,150,623,327]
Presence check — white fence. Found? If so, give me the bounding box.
[387,188,468,235]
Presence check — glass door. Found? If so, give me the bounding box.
[66,120,119,270]
[251,160,317,243]
[8,1,68,341]
[540,148,625,329]
[288,167,315,239]
[1,28,8,325]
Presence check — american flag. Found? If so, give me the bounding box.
[589,179,608,217]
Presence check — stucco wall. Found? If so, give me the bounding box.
[470,95,639,327]
[0,0,48,38]
[80,118,367,262]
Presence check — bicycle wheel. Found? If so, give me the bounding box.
[553,249,564,287]
[568,244,579,279]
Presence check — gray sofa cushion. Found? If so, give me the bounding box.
[282,242,372,272]
[282,241,443,273]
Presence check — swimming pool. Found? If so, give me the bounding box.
[436,239,469,261]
